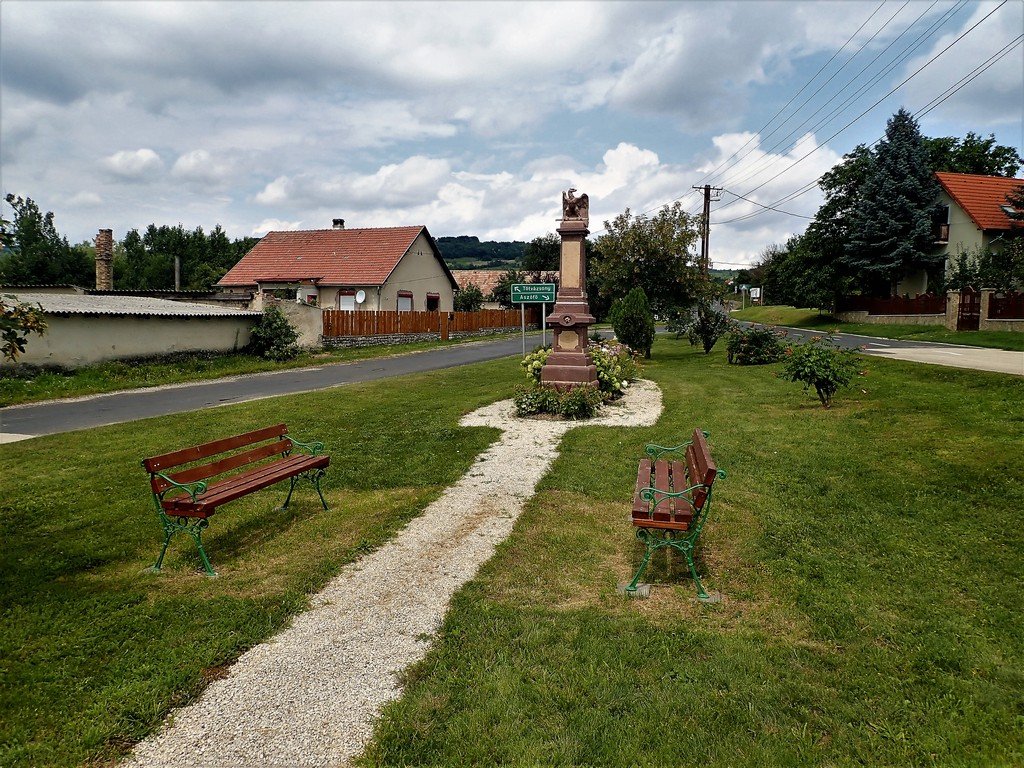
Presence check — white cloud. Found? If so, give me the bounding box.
[252,218,304,237]
[101,148,163,180]
[171,149,234,185]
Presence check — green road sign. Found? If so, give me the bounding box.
[511,283,556,303]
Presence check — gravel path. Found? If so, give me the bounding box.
[125,380,663,768]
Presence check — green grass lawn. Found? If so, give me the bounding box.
[360,340,1024,767]
[3,340,1023,766]
[731,305,1024,351]
[0,360,518,766]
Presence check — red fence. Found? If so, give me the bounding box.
[989,291,1024,320]
[322,308,540,338]
[838,294,946,315]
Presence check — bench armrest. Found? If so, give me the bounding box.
[287,438,326,456]
[644,430,710,461]
[154,473,208,502]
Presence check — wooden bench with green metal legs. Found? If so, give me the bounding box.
[625,428,725,601]
[142,424,330,576]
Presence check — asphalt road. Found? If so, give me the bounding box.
[0,334,539,440]
[2,326,1020,442]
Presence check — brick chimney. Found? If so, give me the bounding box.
[332,218,345,229]
[95,229,113,290]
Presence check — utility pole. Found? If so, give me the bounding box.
[692,184,722,274]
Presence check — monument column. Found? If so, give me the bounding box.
[541,189,598,390]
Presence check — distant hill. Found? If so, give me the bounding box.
[435,236,525,269]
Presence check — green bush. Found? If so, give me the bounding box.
[588,341,642,396]
[247,305,299,361]
[685,302,730,354]
[726,324,786,365]
[520,346,551,384]
[779,335,861,408]
[512,383,604,419]
[557,385,604,419]
[454,283,485,311]
[609,287,655,359]
[512,384,560,416]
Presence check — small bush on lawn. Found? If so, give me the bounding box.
[248,306,299,360]
[726,324,786,365]
[686,302,730,354]
[779,335,861,408]
[609,287,655,359]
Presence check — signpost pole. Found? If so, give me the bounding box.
[521,303,526,356]
[542,303,547,347]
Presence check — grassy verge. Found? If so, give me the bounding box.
[0,358,520,766]
[0,332,524,407]
[730,305,1024,350]
[361,339,1024,766]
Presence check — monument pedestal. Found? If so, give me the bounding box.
[541,210,598,390]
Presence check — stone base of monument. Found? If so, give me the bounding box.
[540,351,598,390]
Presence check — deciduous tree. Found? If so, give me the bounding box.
[591,202,700,315]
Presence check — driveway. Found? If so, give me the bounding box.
[768,326,1024,377]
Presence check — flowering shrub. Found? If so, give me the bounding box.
[779,335,861,408]
[725,324,786,365]
[589,341,642,396]
[521,346,551,384]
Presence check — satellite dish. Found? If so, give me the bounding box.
[355,290,366,304]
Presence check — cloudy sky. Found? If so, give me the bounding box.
[2,0,1021,267]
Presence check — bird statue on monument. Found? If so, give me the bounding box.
[562,188,589,227]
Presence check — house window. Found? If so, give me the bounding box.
[397,290,413,312]
[933,205,950,243]
[338,290,355,311]
[426,293,440,311]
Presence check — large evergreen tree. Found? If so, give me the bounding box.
[844,109,941,295]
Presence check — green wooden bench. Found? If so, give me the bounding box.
[625,428,725,600]
[142,424,330,576]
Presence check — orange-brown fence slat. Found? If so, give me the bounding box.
[324,308,540,338]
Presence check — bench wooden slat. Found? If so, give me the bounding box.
[653,459,671,521]
[142,424,289,473]
[162,454,329,516]
[152,439,292,494]
[670,460,694,528]
[632,459,653,520]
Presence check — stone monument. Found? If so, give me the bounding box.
[540,189,598,390]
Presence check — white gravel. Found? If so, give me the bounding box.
[124,380,663,768]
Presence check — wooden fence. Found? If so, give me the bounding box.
[838,294,946,315]
[322,308,540,339]
[989,291,1024,320]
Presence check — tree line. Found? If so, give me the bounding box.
[0,195,259,292]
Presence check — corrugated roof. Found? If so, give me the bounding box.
[217,226,427,287]
[10,293,261,318]
[935,172,1024,231]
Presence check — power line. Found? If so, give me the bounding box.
[707,0,1010,222]
[712,31,1022,226]
[721,190,814,218]
[716,0,958,193]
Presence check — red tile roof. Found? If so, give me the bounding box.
[450,269,505,295]
[935,172,1024,231]
[218,226,450,287]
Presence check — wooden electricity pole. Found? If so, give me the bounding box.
[692,184,722,273]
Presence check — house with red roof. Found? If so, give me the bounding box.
[934,171,1024,266]
[217,221,458,312]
